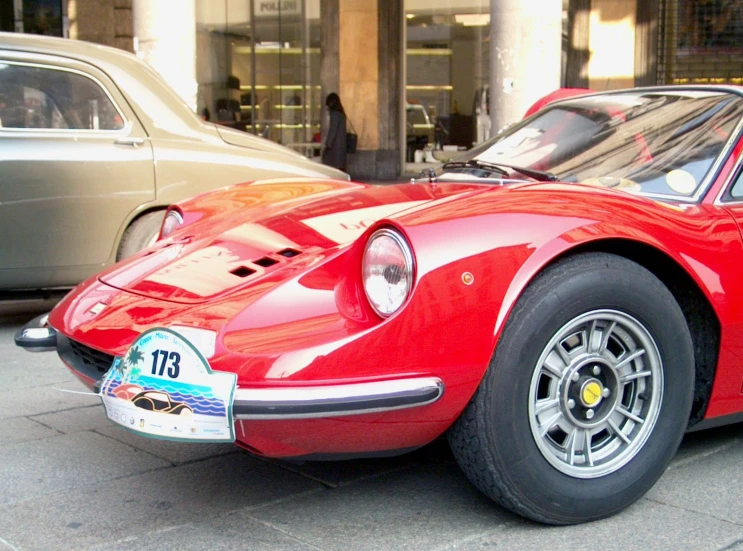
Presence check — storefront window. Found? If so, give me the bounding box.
[23,0,62,36]
[678,0,743,49]
[195,0,322,153]
[1,0,64,35]
[0,1,14,32]
[664,0,743,85]
[404,0,490,162]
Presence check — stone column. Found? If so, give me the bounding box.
[13,0,22,32]
[376,0,402,180]
[634,0,659,86]
[490,0,562,132]
[320,0,340,99]
[133,0,197,111]
[68,0,133,52]
[339,0,379,178]
[320,0,339,147]
[566,0,590,88]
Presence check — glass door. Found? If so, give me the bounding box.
[196,0,322,156]
[404,0,491,164]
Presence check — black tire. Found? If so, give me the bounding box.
[116,211,165,261]
[448,252,694,524]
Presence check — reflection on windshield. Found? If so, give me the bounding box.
[448,90,743,198]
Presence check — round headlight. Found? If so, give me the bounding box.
[160,209,183,239]
[362,229,414,317]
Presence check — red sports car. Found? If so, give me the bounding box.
[17,86,743,524]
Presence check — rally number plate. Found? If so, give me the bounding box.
[99,328,236,443]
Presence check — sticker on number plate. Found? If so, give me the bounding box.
[99,328,236,443]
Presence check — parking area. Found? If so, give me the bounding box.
[3,301,743,551]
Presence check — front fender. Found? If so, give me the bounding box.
[391,187,741,415]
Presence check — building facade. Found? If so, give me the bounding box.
[4,0,743,179]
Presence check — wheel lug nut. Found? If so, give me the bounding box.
[567,399,576,409]
[571,372,580,382]
[602,388,610,398]
[586,409,595,420]
[592,366,601,375]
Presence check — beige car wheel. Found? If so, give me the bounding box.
[116,211,165,261]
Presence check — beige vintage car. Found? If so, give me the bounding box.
[0,32,347,293]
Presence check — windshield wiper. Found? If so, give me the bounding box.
[441,160,509,177]
[442,159,558,182]
[485,162,558,181]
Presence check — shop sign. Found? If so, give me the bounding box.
[256,1,301,17]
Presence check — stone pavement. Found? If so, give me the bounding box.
[3,301,743,551]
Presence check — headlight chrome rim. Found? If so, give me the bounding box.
[362,228,415,318]
[160,209,184,239]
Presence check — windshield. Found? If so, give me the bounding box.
[447,90,743,199]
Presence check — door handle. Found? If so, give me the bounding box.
[114,137,145,147]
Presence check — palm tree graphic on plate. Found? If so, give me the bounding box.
[103,345,143,398]
[124,345,144,376]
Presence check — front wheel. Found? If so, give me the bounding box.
[448,253,694,524]
[117,211,165,261]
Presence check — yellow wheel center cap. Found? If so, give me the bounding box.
[581,380,603,407]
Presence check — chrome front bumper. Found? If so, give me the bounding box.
[233,377,444,419]
[18,322,445,419]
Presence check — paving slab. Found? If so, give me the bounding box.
[0,430,169,506]
[272,438,454,488]
[455,497,743,551]
[32,404,114,434]
[0,415,60,444]
[0,452,323,551]
[648,437,743,525]
[0,379,103,419]
[0,300,70,391]
[722,538,743,551]
[671,423,743,470]
[247,463,517,551]
[0,355,75,390]
[89,513,321,551]
[272,455,417,489]
[95,424,238,465]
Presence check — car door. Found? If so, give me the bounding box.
[0,50,155,289]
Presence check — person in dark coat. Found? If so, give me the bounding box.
[322,92,347,170]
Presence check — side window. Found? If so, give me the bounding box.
[0,63,124,131]
[729,165,743,200]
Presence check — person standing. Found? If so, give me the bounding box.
[322,92,347,171]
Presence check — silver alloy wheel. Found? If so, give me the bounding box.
[527,309,663,478]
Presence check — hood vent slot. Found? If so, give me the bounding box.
[231,266,256,278]
[254,257,279,268]
[277,248,301,258]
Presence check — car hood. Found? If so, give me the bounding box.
[98,180,490,304]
